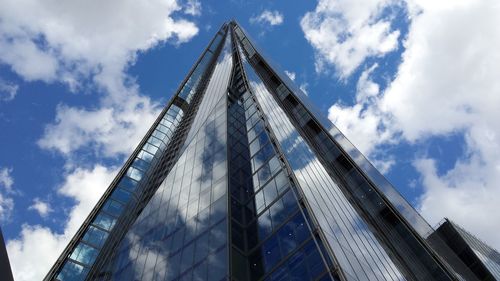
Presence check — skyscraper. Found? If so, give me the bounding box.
[44,21,494,281]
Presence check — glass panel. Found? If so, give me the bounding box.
[57,260,88,281]
[93,212,116,231]
[82,226,109,248]
[132,157,150,171]
[137,149,154,163]
[126,166,143,182]
[118,177,138,192]
[102,199,124,217]
[111,188,132,204]
[263,235,281,271]
[69,242,98,265]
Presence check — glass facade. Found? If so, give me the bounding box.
[45,20,496,281]
[428,219,500,281]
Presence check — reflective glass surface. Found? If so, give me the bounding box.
[106,33,233,281]
[237,38,405,281]
[453,222,500,279]
[49,21,473,281]
[227,36,335,281]
[53,25,228,281]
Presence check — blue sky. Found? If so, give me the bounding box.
[1,0,500,279]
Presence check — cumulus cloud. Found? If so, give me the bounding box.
[328,64,395,155]
[250,10,284,26]
[0,0,198,157]
[301,0,401,77]
[7,165,118,281]
[1,3,201,279]
[0,167,14,222]
[0,167,14,191]
[392,0,500,250]
[38,98,159,157]
[0,79,19,102]
[0,193,14,223]
[311,0,500,249]
[28,198,53,218]
[0,0,198,87]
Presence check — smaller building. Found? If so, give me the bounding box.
[0,227,14,281]
[428,219,500,281]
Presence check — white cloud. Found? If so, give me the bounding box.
[300,0,401,77]
[0,1,200,280]
[0,167,14,191]
[250,10,284,26]
[0,0,199,88]
[28,198,53,218]
[7,225,65,281]
[414,151,500,251]
[395,0,500,250]
[0,79,19,102]
[7,165,118,281]
[371,156,396,175]
[284,70,296,81]
[328,64,395,155]
[0,167,14,222]
[0,0,198,156]
[317,0,500,249]
[0,0,199,157]
[38,98,159,157]
[0,193,14,222]
[184,0,202,16]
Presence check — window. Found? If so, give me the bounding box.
[269,200,286,227]
[103,199,124,217]
[207,246,227,281]
[93,212,116,231]
[82,226,109,248]
[258,163,272,188]
[137,149,154,163]
[262,180,278,206]
[132,157,150,172]
[254,191,265,214]
[180,243,195,273]
[194,232,210,263]
[69,242,98,265]
[258,210,272,238]
[288,250,308,280]
[111,188,132,204]
[304,240,326,278]
[126,166,144,182]
[278,223,297,256]
[57,260,88,281]
[263,235,281,271]
[118,177,138,192]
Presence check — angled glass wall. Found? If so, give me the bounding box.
[46,23,230,281]
[102,28,233,281]
[226,29,338,281]
[235,40,403,281]
[231,22,462,281]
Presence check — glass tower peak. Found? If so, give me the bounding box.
[44,20,497,281]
